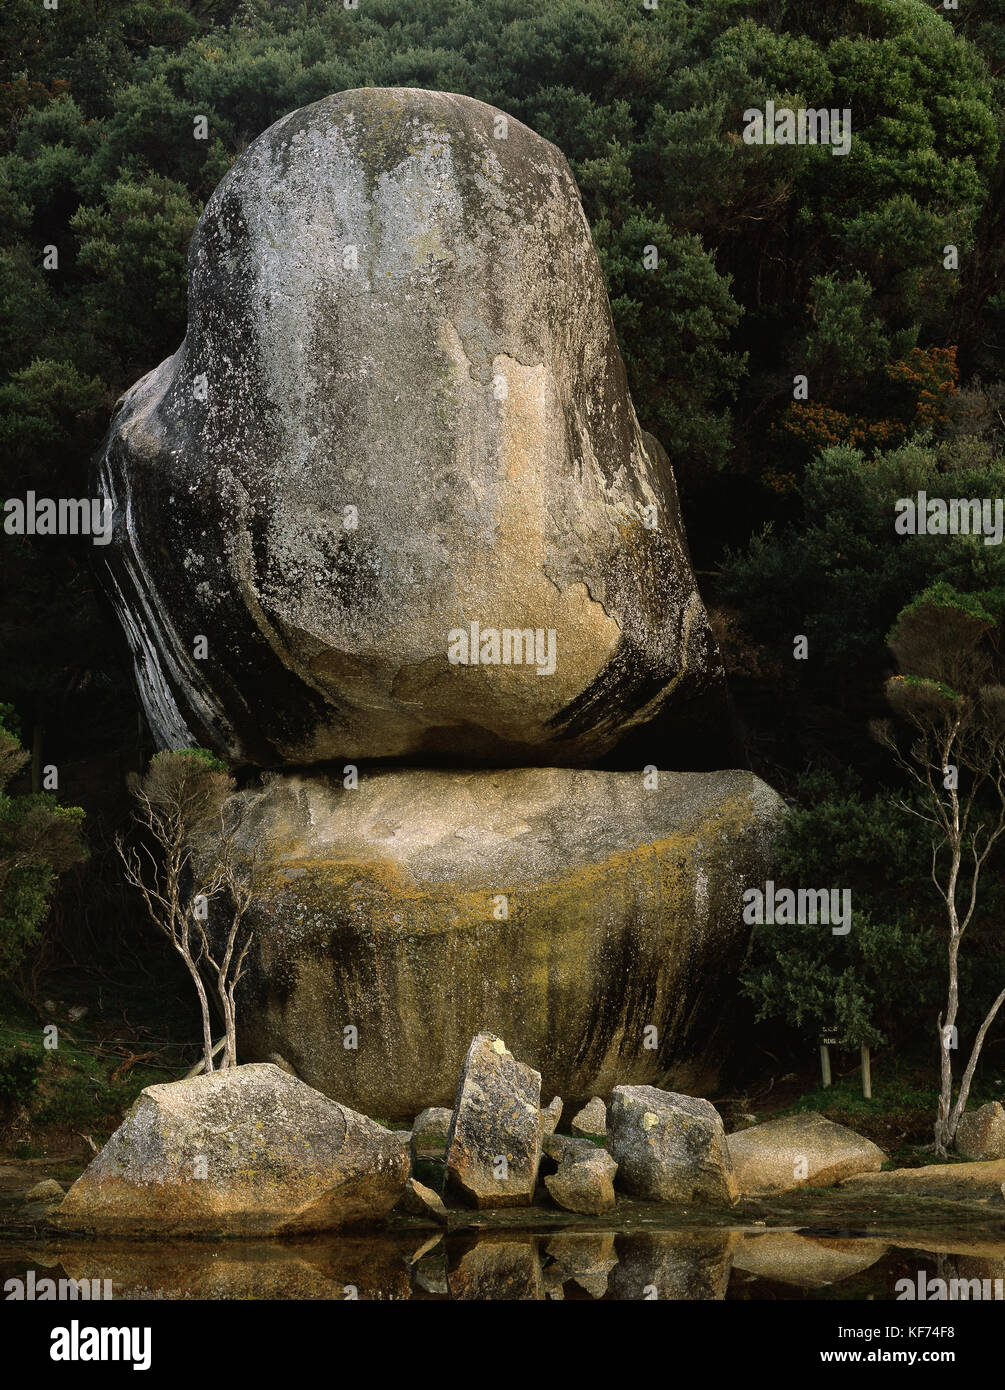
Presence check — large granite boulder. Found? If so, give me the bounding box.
[607,1085,739,1206]
[726,1113,886,1195]
[55,1064,408,1236]
[445,1033,542,1208]
[217,765,785,1118]
[92,86,727,770]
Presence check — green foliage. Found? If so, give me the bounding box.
[135,748,232,826]
[803,272,899,392]
[884,576,1004,727]
[0,716,87,980]
[1,0,999,482]
[0,1040,43,1113]
[71,176,202,369]
[0,0,1002,1071]
[740,772,988,1049]
[720,434,1005,708]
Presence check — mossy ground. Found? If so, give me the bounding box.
[0,992,194,1162]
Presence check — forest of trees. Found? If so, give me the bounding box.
[1,0,1003,1108]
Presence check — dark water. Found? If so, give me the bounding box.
[3,1228,1003,1300]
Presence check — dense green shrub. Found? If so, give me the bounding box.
[0,1041,43,1113]
[0,714,87,979]
[740,771,1004,1051]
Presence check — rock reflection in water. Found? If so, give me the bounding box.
[732,1232,888,1289]
[5,1228,1001,1300]
[608,1230,739,1301]
[447,1236,545,1300]
[51,1235,418,1300]
[543,1233,619,1300]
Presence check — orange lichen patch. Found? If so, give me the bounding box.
[256,791,758,948]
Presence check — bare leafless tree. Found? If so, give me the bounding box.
[190,832,259,1069]
[116,750,256,1074]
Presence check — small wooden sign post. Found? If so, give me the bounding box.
[860,1043,872,1099]
[819,1033,836,1088]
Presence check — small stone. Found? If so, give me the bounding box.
[543,1132,571,1163]
[265,1053,297,1077]
[24,1179,64,1203]
[955,1102,1005,1161]
[545,1233,618,1300]
[544,1141,617,1216]
[410,1107,453,1163]
[608,1085,738,1206]
[401,1178,448,1225]
[571,1097,606,1137]
[540,1096,563,1136]
[840,1159,1005,1200]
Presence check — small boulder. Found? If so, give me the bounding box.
[956,1102,1005,1161]
[726,1113,885,1195]
[410,1107,453,1162]
[24,1179,64,1204]
[571,1097,607,1137]
[446,1034,542,1208]
[401,1177,449,1226]
[542,1132,581,1163]
[540,1096,563,1137]
[544,1139,617,1216]
[607,1085,738,1206]
[56,1063,408,1236]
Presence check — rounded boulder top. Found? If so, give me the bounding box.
[95,87,727,768]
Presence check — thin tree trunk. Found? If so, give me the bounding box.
[183,962,215,1073]
[947,984,1005,1144]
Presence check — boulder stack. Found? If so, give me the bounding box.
[92,85,785,1116]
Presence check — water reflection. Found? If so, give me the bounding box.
[2,1229,1003,1300]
